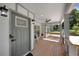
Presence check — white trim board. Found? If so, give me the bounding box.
[23,51,31,56]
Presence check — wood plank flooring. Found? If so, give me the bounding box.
[31,36,65,56]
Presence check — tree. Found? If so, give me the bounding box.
[69,9,77,29]
[69,9,79,35]
[53,25,59,31]
[76,11,79,26]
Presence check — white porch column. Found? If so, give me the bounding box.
[59,22,63,42]
[64,14,70,56]
[30,22,34,50]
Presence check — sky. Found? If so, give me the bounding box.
[74,3,79,10]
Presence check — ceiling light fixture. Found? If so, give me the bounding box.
[41,14,44,17]
[45,18,51,23]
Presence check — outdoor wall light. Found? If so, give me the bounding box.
[32,19,35,24]
[0,5,8,17]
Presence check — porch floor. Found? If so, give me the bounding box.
[31,34,65,56]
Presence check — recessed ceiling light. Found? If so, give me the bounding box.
[41,14,44,17]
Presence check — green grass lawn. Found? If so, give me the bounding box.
[69,30,79,36]
[48,30,79,36]
[48,31,60,34]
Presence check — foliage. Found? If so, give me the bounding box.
[69,9,77,29]
[72,26,79,32]
[53,25,59,31]
[69,9,79,35]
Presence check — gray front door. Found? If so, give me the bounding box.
[10,11,30,56]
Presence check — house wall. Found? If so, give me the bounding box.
[0,3,16,10]
[0,16,9,56]
[40,23,46,37]
[0,3,16,56]
[0,3,35,56]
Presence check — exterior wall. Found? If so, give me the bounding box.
[0,3,16,56]
[40,23,46,37]
[0,16,9,56]
[0,3,35,55]
[0,3,16,10]
[34,22,41,37]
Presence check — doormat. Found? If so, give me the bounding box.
[26,53,33,56]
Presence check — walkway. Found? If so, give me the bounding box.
[32,34,65,56]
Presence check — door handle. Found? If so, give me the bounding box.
[9,34,16,42]
[11,39,16,42]
[9,34,14,39]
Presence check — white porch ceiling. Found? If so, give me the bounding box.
[21,3,65,23]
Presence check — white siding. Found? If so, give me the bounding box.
[0,3,16,56]
[0,3,16,10]
[17,4,28,16]
[0,16,9,56]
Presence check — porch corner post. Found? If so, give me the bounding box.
[64,14,70,56]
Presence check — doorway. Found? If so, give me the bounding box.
[9,11,30,56]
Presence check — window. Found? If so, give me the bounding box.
[15,16,28,28]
